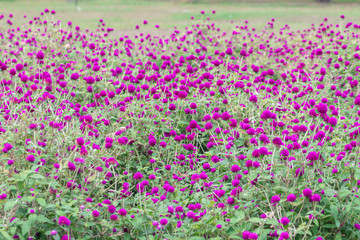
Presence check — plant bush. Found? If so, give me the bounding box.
[0,10,360,240]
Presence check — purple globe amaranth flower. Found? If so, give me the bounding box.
[249,95,257,103]
[92,210,100,217]
[354,223,360,230]
[26,154,35,162]
[303,188,312,198]
[280,232,290,239]
[271,195,281,203]
[307,152,319,161]
[248,232,258,239]
[272,137,283,146]
[280,217,290,225]
[316,103,328,114]
[287,194,297,202]
[61,235,70,240]
[242,231,251,239]
[36,50,44,60]
[311,194,321,202]
[230,164,241,172]
[133,172,143,180]
[149,138,157,146]
[118,208,127,216]
[160,218,168,225]
[58,216,71,226]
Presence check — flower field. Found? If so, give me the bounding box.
[0,9,360,240]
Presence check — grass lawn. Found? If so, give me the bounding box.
[0,0,360,35]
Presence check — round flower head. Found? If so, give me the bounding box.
[133,172,143,180]
[303,188,312,198]
[26,154,35,162]
[311,194,321,202]
[242,231,251,239]
[287,194,296,202]
[354,223,360,230]
[248,232,258,239]
[110,214,118,221]
[230,164,241,172]
[271,195,281,203]
[160,218,168,225]
[280,232,290,239]
[280,217,290,225]
[58,216,71,226]
[118,208,127,216]
[307,152,319,161]
[92,210,100,217]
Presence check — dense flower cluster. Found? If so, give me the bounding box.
[0,8,360,240]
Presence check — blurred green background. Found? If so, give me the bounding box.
[0,0,359,35]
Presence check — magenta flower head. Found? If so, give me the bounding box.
[58,216,71,226]
[160,218,168,225]
[26,154,35,162]
[242,231,251,239]
[133,172,143,180]
[286,194,296,202]
[311,194,321,202]
[303,188,312,198]
[149,138,157,146]
[118,208,127,216]
[36,50,44,60]
[92,210,100,217]
[230,164,241,172]
[271,195,281,203]
[61,235,70,240]
[354,96,360,106]
[76,137,84,146]
[249,95,258,103]
[306,152,319,161]
[354,223,360,230]
[178,91,188,99]
[280,217,290,225]
[248,232,258,239]
[280,232,290,239]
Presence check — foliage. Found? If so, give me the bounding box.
[0,9,360,240]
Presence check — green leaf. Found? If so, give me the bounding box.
[335,232,342,240]
[36,198,46,207]
[0,231,13,240]
[236,211,245,221]
[229,235,242,240]
[22,220,31,236]
[4,200,17,211]
[266,219,279,226]
[340,190,351,198]
[30,174,45,179]
[322,224,336,228]
[44,204,56,211]
[335,219,341,228]
[37,215,51,223]
[324,189,334,197]
[330,205,338,219]
[248,218,262,223]
[29,214,37,224]
[189,237,206,240]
